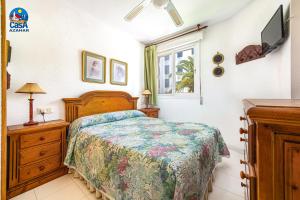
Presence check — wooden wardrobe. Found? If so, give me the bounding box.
[241,99,300,200]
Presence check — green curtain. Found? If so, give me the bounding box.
[144,45,157,105]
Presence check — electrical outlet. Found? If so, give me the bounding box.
[37,108,44,114]
[37,107,53,114]
[45,107,52,114]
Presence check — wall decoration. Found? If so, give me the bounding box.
[236,45,265,65]
[82,51,106,84]
[213,66,225,77]
[6,40,12,89]
[6,40,11,65]
[212,52,224,65]
[110,59,128,86]
[7,72,11,90]
[212,52,225,77]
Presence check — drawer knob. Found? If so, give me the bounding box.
[240,160,248,165]
[239,128,248,134]
[240,138,248,142]
[39,166,45,171]
[240,116,247,121]
[40,137,45,141]
[240,171,250,179]
[39,151,46,156]
[241,182,247,187]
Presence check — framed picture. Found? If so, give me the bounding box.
[6,40,11,65]
[82,51,106,84]
[110,59,128,85]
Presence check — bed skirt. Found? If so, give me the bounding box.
[69,168,215,200]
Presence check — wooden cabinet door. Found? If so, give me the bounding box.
[284,142,300,200]
[274,132,300,200]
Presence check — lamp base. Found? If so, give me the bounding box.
[23,121,39,126]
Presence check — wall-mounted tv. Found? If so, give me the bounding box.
[261,5,286,55]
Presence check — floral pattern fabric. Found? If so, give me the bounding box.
[64,110,230,200]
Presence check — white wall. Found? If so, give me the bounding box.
[7,0,144,125]
[158,0,291,150]
[6,0,292,150]
[291,0,300,98]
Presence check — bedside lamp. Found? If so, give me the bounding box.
[142,90,152,108]
[16,83,46,126]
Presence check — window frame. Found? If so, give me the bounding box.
[157,41,201,99]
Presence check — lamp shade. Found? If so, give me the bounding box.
[16,83,46,94]
[142,90,152,95]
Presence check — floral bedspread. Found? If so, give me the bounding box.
[64,110,230,200]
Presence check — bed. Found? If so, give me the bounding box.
[63,91,230,200]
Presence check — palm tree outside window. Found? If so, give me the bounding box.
[157,42,199,97]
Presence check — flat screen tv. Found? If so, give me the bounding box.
[261,5,286,55]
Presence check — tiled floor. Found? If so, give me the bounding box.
[12,149,244,200]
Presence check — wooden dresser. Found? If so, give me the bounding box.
[138,108,160,118]
[7,120,69,198]
[241,99,300,200]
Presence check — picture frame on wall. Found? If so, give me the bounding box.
[6,40,11,65]
[82,51,106,84]
[110,59,128,86]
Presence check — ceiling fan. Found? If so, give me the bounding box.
[124,0,184,27]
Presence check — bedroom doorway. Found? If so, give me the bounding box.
[1,0,8,199]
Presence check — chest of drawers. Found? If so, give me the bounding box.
[7,120,69,199]
[241,99,300,200]
[138,108,160,118]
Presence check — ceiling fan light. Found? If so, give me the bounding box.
[125,0,183,27]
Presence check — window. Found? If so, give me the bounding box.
[175,48,194,93]
[157,42,200,97]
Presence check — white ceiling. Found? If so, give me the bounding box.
[70,0,253,44]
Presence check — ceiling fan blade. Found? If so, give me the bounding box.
[124,0,150,21]
[165,1,184,27]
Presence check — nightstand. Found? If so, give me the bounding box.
[7,120,69,198]
[139,108,160,118]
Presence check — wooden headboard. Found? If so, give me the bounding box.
[63,91,139,123]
